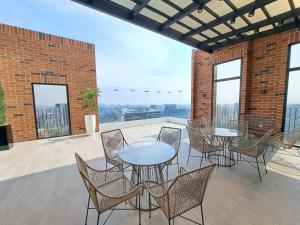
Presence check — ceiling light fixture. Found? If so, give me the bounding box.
[248,8,255,17]
[230,16,236,24]
[277,19,285,26]
[197,3,203,13]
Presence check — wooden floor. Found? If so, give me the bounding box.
[0,122,300,225]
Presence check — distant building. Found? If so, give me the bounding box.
[118,108,164,121]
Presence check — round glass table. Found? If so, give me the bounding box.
[119,141,176,210]
[205,128,243,167]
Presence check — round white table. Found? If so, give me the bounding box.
[119,141,176,210]
[206,128,243,167]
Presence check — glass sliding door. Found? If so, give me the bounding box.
[213,59,241,127]
[284,43,300,131]
[32,84,71,138]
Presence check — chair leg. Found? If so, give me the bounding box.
[148,191,152,218]
[138,195,141,225]
[166,165,169,181]
[177,157,180,173]
[256,158,262,181]
[200,152,204,167]
[263,154,267,174]
[85,196,90,225]
[187,145,191,165]
[168,219,171,225]
[201,204,204,225]
[96,213,100,225]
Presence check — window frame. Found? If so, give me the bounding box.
[282,42,300,132]
[32,83,72,139]
[212,58,243,124]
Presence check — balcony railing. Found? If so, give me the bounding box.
[214,104,239,128]
[285,105,300,131]
[35,106,70,138]
[214,104,300,131]
[99,86,191,124]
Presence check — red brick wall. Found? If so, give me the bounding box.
[0,23,98,142]
[192,28,300,130]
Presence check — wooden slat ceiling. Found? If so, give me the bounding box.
[72,0,300,52]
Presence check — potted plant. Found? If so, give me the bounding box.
[80,88,100,135]
[0,82,9,150]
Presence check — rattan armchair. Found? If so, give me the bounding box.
[101,129,129,171]
[228,129,273,181]
[187,126,222,166]
[75,153,143,225]
[228,119,248,139]
[157,126,181,177]
[268,128,300,155]
[144,164,216,225]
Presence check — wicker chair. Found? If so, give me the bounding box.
[144,164,216,225]
[268,128,300,155]
[75,153,142,225]
[187,126,222,166]
[101,129,129,171]
[228,129,273,181]
[157,126,181,177]
[228,120,248,138]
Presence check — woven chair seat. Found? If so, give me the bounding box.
[96,176,141,213]
[229,141,259,158]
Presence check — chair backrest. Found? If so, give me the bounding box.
[75,153,99,212]
[256,129,274,156]
[228,120,248,133]
[282,128,300,146]
[228,119,248,138]
[167,164,216,218]
[158,126,181,152]
[101,129,126,159]
[186,126,206,148]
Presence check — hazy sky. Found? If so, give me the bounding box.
[33,84,68,107]
[0,0,192,105]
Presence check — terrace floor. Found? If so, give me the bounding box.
[1,122,300,225]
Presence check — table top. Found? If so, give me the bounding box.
[208,127,243,138]
[119,141,176,166]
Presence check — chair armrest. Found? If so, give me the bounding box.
[228,141,258,152]
[180,167,187,174]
